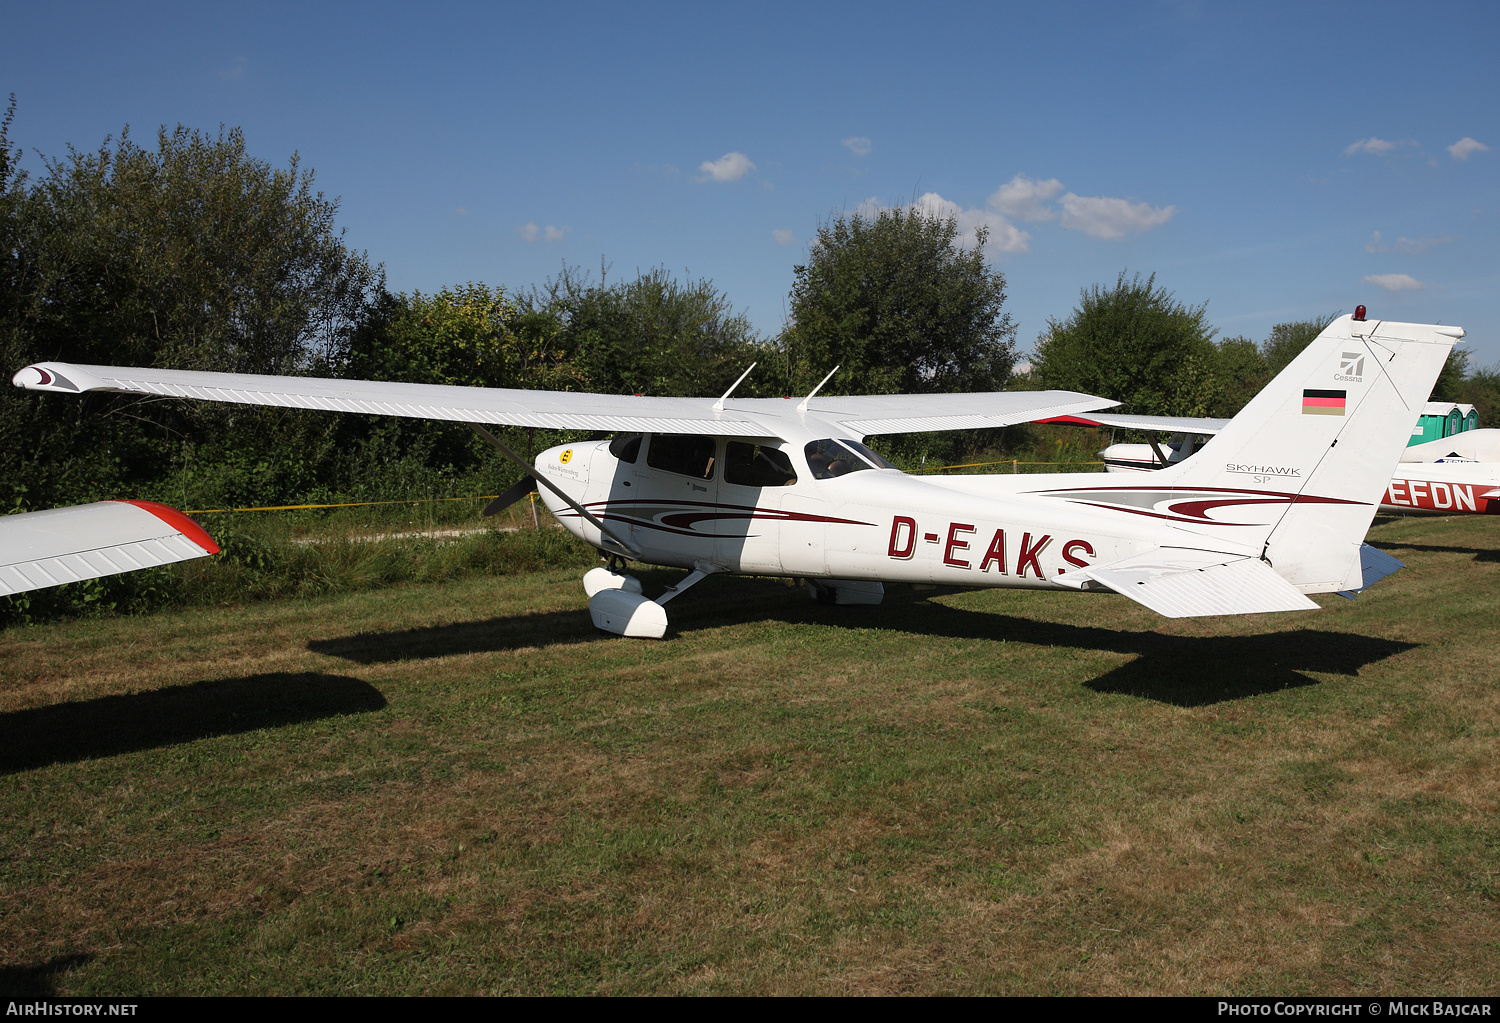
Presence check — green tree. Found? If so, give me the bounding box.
[1212,335,1269,416]
[0,118,382,509]
[1031,272,1218,416]
[782,207,1016,395]
[519,264,765,397]
[326,283,592,501]
[1431,348,1471,402]
[340,282,582,390]
[1457,364,1500,425]
[1261,313,1339,377]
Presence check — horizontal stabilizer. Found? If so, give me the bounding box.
[1066,548,1319,618]
[0,500,218,597]
[1336,543,1404,599]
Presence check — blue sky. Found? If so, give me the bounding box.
[8,1,1499,366]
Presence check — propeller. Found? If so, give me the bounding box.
[482,476,537,518]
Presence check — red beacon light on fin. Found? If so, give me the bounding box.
[1353,305,1367,321]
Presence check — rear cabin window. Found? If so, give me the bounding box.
[804,438,895,479]
[609,433,642,463]
[725,443,798,487]
[647,434,717,479]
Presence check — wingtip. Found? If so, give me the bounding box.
[12,363,82,392]
[116,500,220,555]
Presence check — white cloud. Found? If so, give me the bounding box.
[913,192,1031,253]
[844,194,1029,253]
[772,228,795,246]
[218,56,248,81]
[1344,137,1417,156]
[1394,235,1453,255]
[518,223,570,243]
[454,207,469,216]
[988,174,1064,222]
[696,151,756,182]
[1365,230,1453,255]
[841,136,872,157]
[1364,273,1426,292]
[1448,137,1490,161]
[1058,193,1176,239]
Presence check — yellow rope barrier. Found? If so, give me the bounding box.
[186,494,506,515]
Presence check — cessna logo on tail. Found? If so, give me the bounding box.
[1335,352,1364,382]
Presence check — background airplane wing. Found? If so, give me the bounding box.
[13,362,1117,439]
[0,500,219,597]
[1034,412,1230,434]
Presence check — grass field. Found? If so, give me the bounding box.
[1,513,1497,995]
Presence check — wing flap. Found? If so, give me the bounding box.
[0,501,218,597]
[1070,548,1319,618]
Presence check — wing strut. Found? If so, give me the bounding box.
[467,424,639,557]
[712,363,756,413]
[797,366,840,413]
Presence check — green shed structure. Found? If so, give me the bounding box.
[1409,401,1480,447]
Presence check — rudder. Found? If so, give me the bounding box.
[1157,314,1460,592]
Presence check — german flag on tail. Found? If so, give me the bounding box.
[1302,389,1346,416]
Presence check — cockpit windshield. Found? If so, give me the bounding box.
[803,438,898,479]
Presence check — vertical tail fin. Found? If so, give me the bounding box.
[1159,315,1461,592]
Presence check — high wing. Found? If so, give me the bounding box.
[1037,412,1230,434]
[12,363,1117,440]
[0,500,219,597]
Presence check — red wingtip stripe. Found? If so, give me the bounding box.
[1034,415,1102,426]
[115,500,220,555]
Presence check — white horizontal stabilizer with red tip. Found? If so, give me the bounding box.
[0,500,219,597]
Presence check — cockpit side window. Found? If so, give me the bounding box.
[647,434,717,479]
[725,442,798,487]
[803,438,898,479]
[609,433,642,463]
[838,439,898,470]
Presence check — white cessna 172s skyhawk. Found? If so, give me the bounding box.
[10,313,1460,637]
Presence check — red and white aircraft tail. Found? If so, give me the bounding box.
[1067,314,1460,607]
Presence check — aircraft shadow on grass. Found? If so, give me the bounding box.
[1369,540,1500,563]
[0,673,385,774]
[308,576,1416,708]
[0,952,93,997]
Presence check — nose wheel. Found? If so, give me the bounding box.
[585,561,723,639]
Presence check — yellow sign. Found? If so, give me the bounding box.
[559,449,572,464]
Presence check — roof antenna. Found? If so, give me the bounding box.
[712,362,756,413]
[797,366,840,413]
